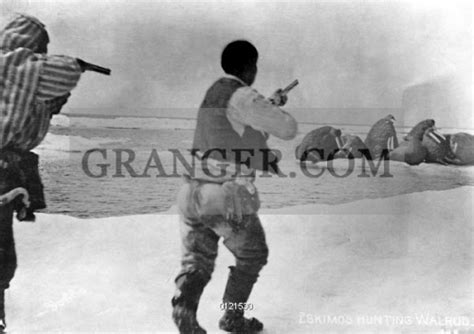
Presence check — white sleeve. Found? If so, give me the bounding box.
[226,86,297,140]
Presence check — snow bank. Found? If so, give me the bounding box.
[33,133,127,159]
[7,187,474,332]
[49,114,71,128]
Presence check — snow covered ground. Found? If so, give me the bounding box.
[5,187,474,333]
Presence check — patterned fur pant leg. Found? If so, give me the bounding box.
[176,213,268,282]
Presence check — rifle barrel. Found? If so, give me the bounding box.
[282,79,299,95]
[87,63,111,75]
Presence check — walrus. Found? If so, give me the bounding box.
[295,126,343,163]
[389,137,427,165]
[365,114,398,159]
[422,127,455,165]
[445,132,474,165]
[334,134,367,159]
[404,119,435,141]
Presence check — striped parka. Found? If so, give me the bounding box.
[0,14,82,151]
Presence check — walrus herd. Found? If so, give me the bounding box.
[295,115,474,166]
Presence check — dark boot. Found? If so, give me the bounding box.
[219,309,263,333]
[218,266,263,333]
[0,290,5,333]
[171,271,208,334]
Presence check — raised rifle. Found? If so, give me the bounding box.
[269,79,299,105]
[76,58,111,75]
[281,79,299,95]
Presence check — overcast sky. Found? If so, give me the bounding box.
[0,0,472,128]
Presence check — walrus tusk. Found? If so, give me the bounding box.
[387,136,393,151]
[452,141,458,154]
[0,187,30,207]
[428,131,441,144]
[433,129,446,141]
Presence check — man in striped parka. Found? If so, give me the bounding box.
[0,14,87,331]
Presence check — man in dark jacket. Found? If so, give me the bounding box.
[172,40,297,333]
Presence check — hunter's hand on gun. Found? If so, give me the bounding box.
[76,58,111,75]
[269,79,299,107]
[269,88,288,106]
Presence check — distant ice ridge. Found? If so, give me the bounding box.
[50,114,394,136]
[50,114,474,136]
[51,114,197,130]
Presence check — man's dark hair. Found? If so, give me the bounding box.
[221,40,258,76]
